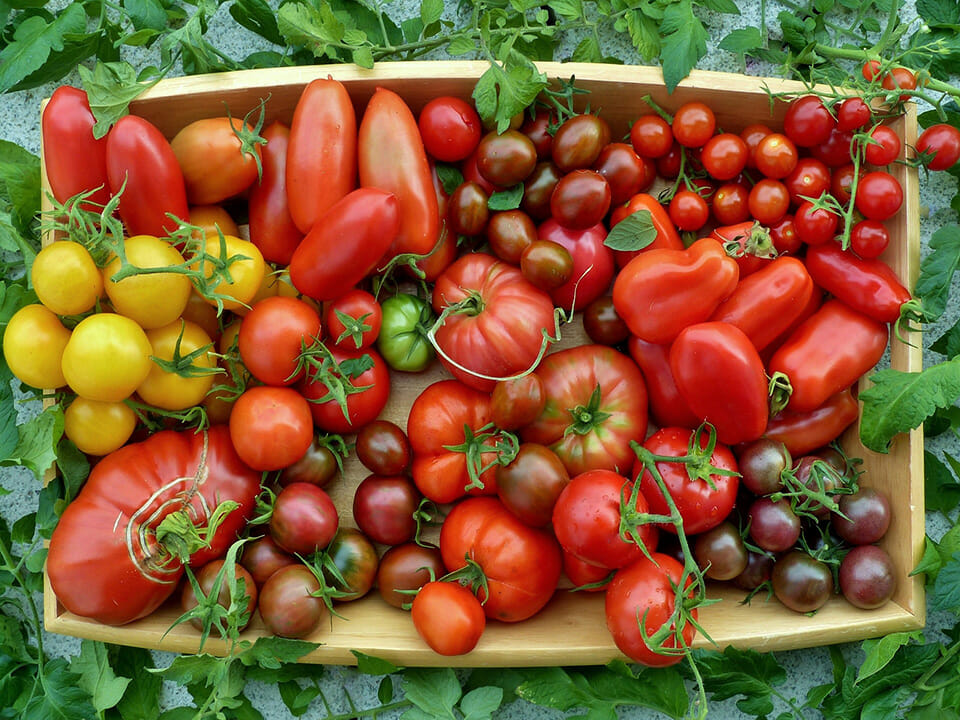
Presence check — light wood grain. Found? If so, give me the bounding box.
[42,61,924,665]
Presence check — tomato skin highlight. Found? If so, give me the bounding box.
[229,386,314,471]
[249,122,304,265]
[286,77,357,234]
[289,187,400,302]
[42,86,111,209]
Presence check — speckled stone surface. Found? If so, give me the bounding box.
[1,1,956,717]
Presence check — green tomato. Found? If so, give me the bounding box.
[377,293,436,372]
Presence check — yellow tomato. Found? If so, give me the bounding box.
[191,235,265,312]
[31,241,103,316]
[61,313,153,402]
[137,319,218,411]
[2,304,71,389]
[64,397,137,456]
[231,266,282,317]
[102,235,192,329]
[189,205,241,239]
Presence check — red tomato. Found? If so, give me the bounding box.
[740,123,772,168]
[41,86,110,210]
[605,553,696,667]
[288,187,400,302]
[248,121,303,265]
[784,158,831,206]
[769,299,889,413]
[258,564,327,638]
[593,142,651,204]
[850,219,890,259]
[432,253,556,392]
[630,114,673,158]
[286,77,357,233]
[811,128,854,168]
[359,87,439,261]
[612,237,739,344]
[411,581,486,655]
[551,114,611,171]
[408,379,499,503]
[783,96,835,148]
[418,96,482,162]
[882,66,918,101]
[552,469,657,569]
[171,116,261,204]
[563,550,613,591]
[537,219,614,311]
[229,386,313,471]
[627,336,700,429]
[490,374,546,431]
[47,427,260,625]
[439,496,562,622]
[836,97,872,131]
[238,295,322,386]
[700,132,748,181]
[521,344,648,476]
[106,115,189,237]
[747,178,790,226]
[299,346,391,434]
[609,192,684,268]
[672,102,715,148]
[917,124,960,170]
[668,189,709,232]
[241,535,297,587]
[550,169,612,230]
[764,388,860,458]
[352,474,420,546]
[711,181,751,226]
[855,171,903,221]
[495,443,570,528]
[864,125,902,166]
[754,133,798,179]
[269,482,339,555]
[794,200,840,246]
[669,323,769,446]
[325,289,382,350]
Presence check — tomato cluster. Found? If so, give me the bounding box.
[23,74,938,667]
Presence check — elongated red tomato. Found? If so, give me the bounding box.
[286,77,357,233]
[106,115,189,237]
[289,188,400,302]
[359,87,439,262]
[670,322,769,445]
[769,299,888,413]
[764,388,860,457]
[249,122,303,265]
[42,86,110,209]
[609,192,684,268]
[627,336,700,430]
[46,427,261,625]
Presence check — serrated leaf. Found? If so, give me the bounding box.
[460,686,503,720]
[933,552,960,611]
[161,654,223,687]
[0,361,18,461]
[78,61,158,138]
[925,450,960,514]
[659,0,708,92]
[448,35,477,55]
[932,314,960,356]
[420,0,443,26]
[472,52,547,133]
[487,184,523,211]
[778,11,810,49]
[571,35,602,62]
[113,646,161,720]
[352,46,374,69]
[624,13,660,61]
[859,358,960,452]
[551,0,582,19]
[916,224,960,322]
[912,537,942,579]
[69,641,131,713]
[238,636,319,669]
[693,647,786,718]
[603,209,656,251]
[22,658,95,720]
[699,0,739,12]
[918,0,960,28]
[123,0,167,31]
[352,650,401,676]
[719,26,764,56]
[857,632,924,685]
[516,667,593,711]
[402,668,462,717]
[0,4,86,94]
[1,404,63,482]
[277,3,336,58]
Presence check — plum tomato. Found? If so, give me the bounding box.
[356,420,412,476]
[772,550,834,613]
[495,443,570,528]
[839,545,896,610]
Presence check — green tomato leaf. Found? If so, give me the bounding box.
[659,0,708,92]
[78,61,161,139]
[238,636,319,668]
[1,404,64,482]
[448,35,477,55]
[22,657,96,720]
[0,4,86,94]
[123,0,168,32]
[918,0,960,28]
[931,313,960,357]
[420,0,443,27]
[516,667,594,711]
[699,0,740,12]
[352,650,402,676]
[352,46,375,69]
[624,12,660,61]
[472,52,547,133]
[719,26,764,56]
[69,641,131,714]
[112,646,162,720]
[402,668,462,718]
[692,647,786,717]
[278,3,338,59]
[487,184,523,211]
[925,450,960,515]
[435,164,465,195]
[857,632,925,685]
[0,361,18,460]
[911,536,942,580]
[859,358,960,452]
[229,0,284,45]
[551,0,583,19]
[603,209,657,251]
[932,552,960,612]
[460,686,504,720]
[915,224,960,322]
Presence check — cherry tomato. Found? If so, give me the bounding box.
[447,181,489,237]
[520,239,574,291]
[772,551,833,613]
[487,209,539,263]
[550,169,612,230]
[864,125,902,166]
[300,346,390,434]
[279,436,342,489]
[630,114,673,158]
[832,488,891,545]
[191,234,266,312]
[737,437,792,495]
[31,241,102,316]
[241,535,296,587]
[693,521,748,581]
[882,66,918,102]
[323,527,378,601]
[582,296,630,346]
[239,295,322,386]
[63,397,137,456]
[270,482,339,555]
[839,545,896,610]
[672,102,715,148]
[784,158,830,205]
[783,95,835,148]
[3,304,71,390]
[377,543,446,609]
[748,497,801,553]
[356,420,411,475]
[831,163,858,204]
[137,319,216,411]
[593,142,650,204]
[850,219,890,259]
[836,97,872,132]
[552,114,611,171]
[477,129,538,186]
[61,313,152,402]
[747,178,790,225]
[770,215,802,254]
[411,581,486,656]
[793,200,839,246]
[180,560,258,631]
[754,133,798,179]
[521,109,555,159]
[258,564,327,639]
[700,132,748,180]
[352,474,420,546]
[711,181,750,226]
[418,96,482,162]
[740,123,772,168]
[229,386,313,471]
[521,163,563,221]
[916,123,960,170]
[490,374,546,431]
[810,128,854,168]
[668,189,709,231]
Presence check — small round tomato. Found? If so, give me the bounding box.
[377,293,435,373]
[488,208,539,263]
[241,535,296,587]
[747,178,790,225]
[418,96,482,162]
[655,143,683,178]
[31,241,103,316]
[325,289,381,350]
[521,109,555,159]
[836,97,872,132]
[630,114,673,158]
[190,234,266,312]
[63,397,137,456]
[754,132,798,179]
[521,163,563,222]
[700,132,748,181]
[693,521,748,581]
[668,189,709,231]
[258,564,326,639]
[180,559,258,631]
[672,102,715,148]
[711,182,750,226]
[189,204,240,239]
[447,181,490,237]
[605,553,695,667]
[811,128,854,168]
[772,551,834,613]
[550,169,611,230]
[412,581,486,656]
[536,219,614,312]
[3,304,71,390]
[793,200,839,246]
[582,296,630,346]
[239,295,322,386]
[103,234,192,330]
[881,66,917,101]
[495,443,570,528]
[229,386,313,471]
[740,123,772,168]
[377,542,446,609]
[490,374,546,431]
[476,130,537,186]
[352,474,420,546]
[783,95,835,148]
[356,420,411,475]
[300,346,390,433]
[171,115,262,204]
[855,171,903,221]
[839,545,895,610]
[784,158,830,205]
[137,319,217,410]
[279,435,342,488]
[552,114,611,171]
[831,163,858,204]
[864,125,902,166]
[324,527,378,601]
[770,215,801,254]
[62,313,153,402]
[917,123,960,170]
[270,482,339,555]
[520,239,574,291]
[593,142,650,204]
[849,219,890,259]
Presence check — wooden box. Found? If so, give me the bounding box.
[43,61,924,666]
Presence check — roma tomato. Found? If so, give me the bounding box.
[521,344,648,476]
[270,482,339,555]
[289,188,400,302]
[769,299,889,413]
[605,553,696,667]
[286,77,357,234]
[432,253,556,392]
[612,237,739,344]
[239,295,322,386]
[106,115,189,237]
[609,192,684,269]
[359,87,439,261]
[669,322,769,446]
[537,219,614,311]
[47,427,261,625]
[552,469,657,569]
[440,496,562,622]
[42,86,110,209]
[248,122,303,265]
[171,115,261,204]
[300,346,391,434]
[634,426,739,535]
[3,304,71,390]
[495,443,570,528]
[627,336,700,430]
[411,581,486,655]
[229,386,314,471]
[764,388,860,457]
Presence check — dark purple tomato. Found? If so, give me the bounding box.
[241,535,297,587]
[495,443,571,527]
[772,550,834,613]
[490,373,546,431]
[352,474,421,546]
[551,114,611,172]
[593,143,649,205]
[832,488,892,545]
[737,438,791,496]
[522,162,563,221]
[693,521,748,581]
[181,560,258,631]
[791,455,844,517]
[376,542,446,609]
[270,483,340,555]
[521,109,554,159]
[356,420,411,476]
[258,564,327,638]
[733,550,775,591]
[447,181,489,237]
[476,130,538,187]
[839,544,896,609]
[748,496,802,553]
[324,527,379,601]
[279,437,340,488]
[520,239,575,291]
[550,169,612,230]
[583,296,630,346]
[487,209,538,264]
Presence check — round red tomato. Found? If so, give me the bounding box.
[324,289,382,350]
[229,386,314,471]
[917,124,960,170]
[700,132,748,181]
[270,482,339,555]
[630,114,673,158]
[411,581,486,655]
[418,96,482,162]
[495,443,570,528]
[239,295,322,386]
[299,346,390,434]
[550,169,612,230]
[783,96,835,148]
[855,171,903,221]
[672,102,715,148]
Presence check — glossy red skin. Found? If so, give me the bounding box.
[352,474,420,546]
[408,379,499,503]
[270,483,339,555]
[106,115,189,237]
[783,95,835,148]
[804,242,911,323]
[769,299,889,413]
[612,237,740,344]
[490,373,546,431]
[289,187,400,302]
[411,581,486,655]
[917,124,960,170]
[784,157,831,206]
[439,496,562,622]
[855,171,903,221]
[248,122,303,265]
[605,553,696,667]
[286,77,357,234]
[42,86,111,209]
[634,426,739,535]
[627,336,700,430]
[258,564,326,639]
[432,253,556,392]
[610,193,684,269]
[764,388,860,457]
[537,219,614,312]
[710,257,815,352]
[300,346,391,434]
[521,344,648,476]
[325,289,382,350]
[47,427,260,625]
[417,96,482,162]
[229,386,314,471]
[359,87,439,262]
[552,469,657,569]
[761,284,824,363]
[563,550,613,591]
[670,322,769,446]
[593,142,649,205]
[239,295,322,386]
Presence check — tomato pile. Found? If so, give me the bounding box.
[11,68,948,666]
